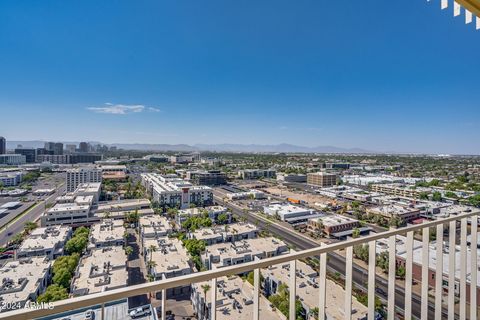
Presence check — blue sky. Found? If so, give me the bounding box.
[0,1,479,154]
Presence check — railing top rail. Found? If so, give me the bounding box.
[1,209,478,320]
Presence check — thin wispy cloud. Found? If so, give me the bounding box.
[87,103,160,115]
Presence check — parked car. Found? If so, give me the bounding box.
[84,310,95,320]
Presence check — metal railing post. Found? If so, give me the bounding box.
[387,234,396,320]
[405,231,413,320]
[471,215,478,320]
[448,220,456,320]
[289,260,296,320]
[435,223,444,320]
[421,226,430,320]
[345,246,353,319]
[460,218,467,320]
[318,249,327,320]
[368,240,376,320]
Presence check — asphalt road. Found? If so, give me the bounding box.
[0,183,65,246]
[214,195,446,319]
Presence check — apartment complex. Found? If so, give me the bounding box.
[141,173,213,209]
[66,166,102,192]
[307,172,338,187]
[238,169,276,180]
[70,246,127,297]
[17,226,72,260]
[0,257,52,311]
[187,170,227,186]
[370,183,431,198]
[191,276,286,320]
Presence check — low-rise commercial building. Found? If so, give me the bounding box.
[70,246,127,297]
[307,172,337,187]
[307,214,360,237]
[276,173,307,183]
[263,203,315,221]
[226,189,266,200]
[17,226,72,260]
[42,203,91,226]
[366,205,421,222]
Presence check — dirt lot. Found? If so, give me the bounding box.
[262,186,334,206]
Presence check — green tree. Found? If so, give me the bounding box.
[37,285,68,303]
[24,221,38,234]
[125,246,133,257]
[53,268,72,288]
[65,236,88,255]
[217,213,228,225]
[431,191,442,202]
[352,228,360,239]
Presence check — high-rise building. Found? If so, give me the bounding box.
[79,142,89,153]
[66,166,102,192]
[14,148,37,163]
[44,142,55,152]
[65,144,77,154]
[0,137,6,154]
[53,143,64,155]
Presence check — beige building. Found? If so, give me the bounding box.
[203,237,289,270]
[0,257,52,311]
[262,260,368,320]
[307,214,360,237]
[307,172,337,187]
[191,275,286,320]
[366,204,421,222]
[17,226,72,259]
[70,246,127,297]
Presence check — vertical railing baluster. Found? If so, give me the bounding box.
[253,267,260,320]
[387,235,396,320]
[421,226,430,320]
[345,246,353,320]
[435,223,444,320]
[460,218,467,320]
[101,303,105,320]
[161,274,166,320]
[368,240,376,320]
[405,231,413,320]
[448,220,456,320]
[319,250,327,320]
[290,260,296,320]
[471,215,478,320]
[211,277,217,320]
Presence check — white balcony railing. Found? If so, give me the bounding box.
[0,210,478,320]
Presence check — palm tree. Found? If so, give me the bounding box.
[200,284,211,319]
[147,244,157,264]
[146,260,157,273]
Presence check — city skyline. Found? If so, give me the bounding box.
[1,1,479,154]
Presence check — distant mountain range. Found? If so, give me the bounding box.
[6,140,374,154]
